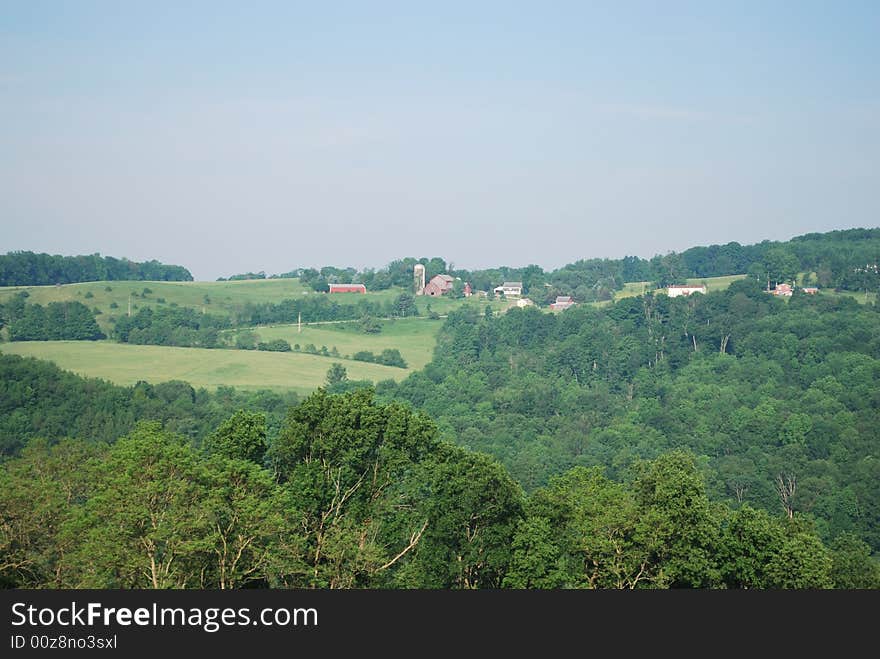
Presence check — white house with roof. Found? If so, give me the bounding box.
[666,285,706,298]
[493,281,523,297]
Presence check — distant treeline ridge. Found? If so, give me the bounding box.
[0,252,193,286]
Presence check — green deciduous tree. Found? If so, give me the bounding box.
[267,390,439,587]
[0,439,102,587]
[765,528,833,589]
[204,410,268,464]
[829,532,880,589]
[325,363,348,386]
[61,424,214,588]
[632,451,721,587]
[392,445,524,589]
[718,506,786,588]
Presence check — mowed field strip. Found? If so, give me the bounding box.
[0,341,412,394]
[0,278,311,316]
[231,317,445,370]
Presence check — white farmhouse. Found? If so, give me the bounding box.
[493,281,523,297]
[666,285,706,298]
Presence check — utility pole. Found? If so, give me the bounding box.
[298,312,302,333]
[128,293,131,317]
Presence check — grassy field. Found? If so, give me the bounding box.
[595,274,749,307]
[0,341,411,394]
[229,317,445,370]
[0,278,506,332]
[821,289,878,305]
[0,279,506,391]
[615,281,651,300]
[682,274,748,291]
[0,279,310,328]
[413,294,508,315]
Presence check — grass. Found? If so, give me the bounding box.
[683,274,747,291]
[0,279,309,330]
[0,279,507,332]
[615,281,651,300]
[617,274,747,300]
[0,280,506,391]
[821,289,877,305]
[229,316,446,370]
[0,341,411,395]
[414,294,507,315]
[583,274,749,309]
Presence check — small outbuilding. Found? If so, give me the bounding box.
[329,283,366,294]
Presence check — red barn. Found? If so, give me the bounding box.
[329,283,366,294]
[424,274,454,297]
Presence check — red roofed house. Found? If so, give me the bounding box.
[550,295,575,311]
[424,274,455,297]
[772,283,793,297]
[329,283,366,294]
[802,287,819,294]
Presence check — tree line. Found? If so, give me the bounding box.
[229,227,880,303]
[0,353,297,457]
[0,251,193,287]
[2,389,875,589]
[113,306,231,348]
[0,294,104,341]
[231,293,419,326]
[110,295,420,348]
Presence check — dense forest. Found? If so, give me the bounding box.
[0,252,193,286]
[2,389,877,589]
[380,279,880,553]
[0,353,297,456]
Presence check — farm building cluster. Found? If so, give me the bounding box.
[768,283,819,297]
[413,269,576,312]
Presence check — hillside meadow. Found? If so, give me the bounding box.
[0,278,509,332]
[0,341,410,394]
[228,316,445,371]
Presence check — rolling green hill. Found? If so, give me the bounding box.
[0,341,410,394]
[0,279,309,327]
[0,278,506,332]
[227,316,445,371]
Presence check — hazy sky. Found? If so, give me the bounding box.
[2,1,878,280]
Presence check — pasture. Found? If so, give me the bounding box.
[0,341,411,394]
[0,278,505,332]
[229,316,445,371]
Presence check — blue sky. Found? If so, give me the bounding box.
[2,1,878,279]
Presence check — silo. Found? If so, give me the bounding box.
[414,264,426,295]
